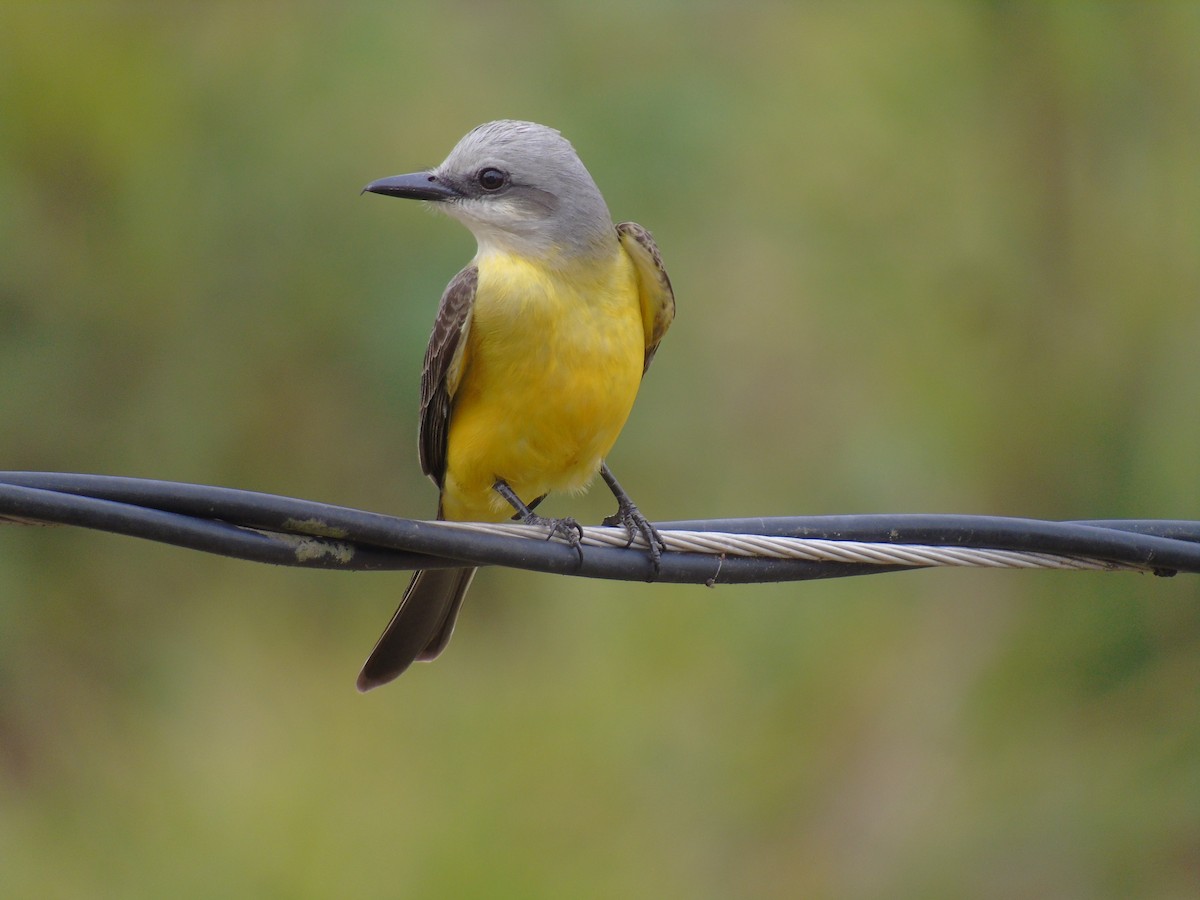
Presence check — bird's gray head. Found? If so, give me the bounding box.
[364,120,615,263]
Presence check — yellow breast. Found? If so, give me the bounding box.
[440,248,645,522]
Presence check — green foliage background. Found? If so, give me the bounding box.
[2,3,1198,897]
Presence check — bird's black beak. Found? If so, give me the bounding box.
[361,171,459,201]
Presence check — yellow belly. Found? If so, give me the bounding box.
[439,249,645,523]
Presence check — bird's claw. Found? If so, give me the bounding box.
[527,513,583,545]
[603,500,664,578]
[525,513,585,564]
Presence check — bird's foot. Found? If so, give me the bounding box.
[525,512,585,548]
[603,498,664,578]
[524,513,585,567]
[494,479,585,564]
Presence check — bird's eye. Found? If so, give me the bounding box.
[477,167,507,191]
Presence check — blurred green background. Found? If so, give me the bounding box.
[2,2,1198,897]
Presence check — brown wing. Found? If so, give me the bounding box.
[616,221,675,373]
[418,265,477,487]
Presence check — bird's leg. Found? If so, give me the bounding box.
[493,480,585,552]
[599,462,664,575]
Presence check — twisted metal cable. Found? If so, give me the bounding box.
[438,521,1128,571]
[2,472,1198,585]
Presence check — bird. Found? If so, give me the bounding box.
[357,120,674,691]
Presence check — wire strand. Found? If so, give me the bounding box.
[1,472,1197,584]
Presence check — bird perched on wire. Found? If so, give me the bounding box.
[357,120,675,690]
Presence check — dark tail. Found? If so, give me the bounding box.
[356,567,477,692]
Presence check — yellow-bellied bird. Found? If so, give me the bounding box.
[358,120,674,691]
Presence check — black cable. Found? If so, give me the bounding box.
[2,472,1198,584]
[0,478,899,584]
